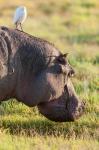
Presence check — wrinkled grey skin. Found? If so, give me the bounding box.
[0,26,85,122]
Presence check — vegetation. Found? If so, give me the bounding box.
[0,0,99,149]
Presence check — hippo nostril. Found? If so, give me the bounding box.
[78,107,82,112]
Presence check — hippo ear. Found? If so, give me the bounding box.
[63,53,68,58]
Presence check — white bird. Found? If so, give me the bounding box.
[13,6,27,31]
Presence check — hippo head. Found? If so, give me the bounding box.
[37,54,85,122]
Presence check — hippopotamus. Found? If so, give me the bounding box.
[0,26,85,122]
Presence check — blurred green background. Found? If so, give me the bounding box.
[0,0,99,149]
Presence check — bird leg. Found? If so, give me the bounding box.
[20,23,23,31]
[15,22,18,30]
[15,22,23,31]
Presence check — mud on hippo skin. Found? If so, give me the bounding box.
[0,26,85,122]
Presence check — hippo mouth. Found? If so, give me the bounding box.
[38,84,85,122]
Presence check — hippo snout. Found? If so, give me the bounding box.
[63,83,85,121]
[38,80,85,122]
[67,100,85,121]
[38,97,85,122]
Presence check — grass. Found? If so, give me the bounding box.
[0,131,99,150]
[0,0,99,149]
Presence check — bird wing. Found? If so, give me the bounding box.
[13,8,22,24]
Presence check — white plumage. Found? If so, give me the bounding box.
[13,6,27,31]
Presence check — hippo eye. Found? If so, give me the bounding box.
[56,56,66,65]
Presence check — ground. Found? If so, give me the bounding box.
[0,0,99,149]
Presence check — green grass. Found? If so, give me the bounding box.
[0,0,99,149]
[0,131,99,150]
